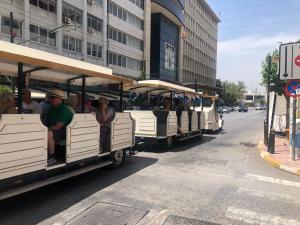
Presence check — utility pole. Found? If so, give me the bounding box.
[266,55,271,145]
[10,12,14,43]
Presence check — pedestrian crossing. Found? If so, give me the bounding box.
[224,173,300,225]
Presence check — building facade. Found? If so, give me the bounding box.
[182,0,219,92]
[0,0,218,87]
[0,0,144,78]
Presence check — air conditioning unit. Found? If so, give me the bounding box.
[87,0,95,5]
[88,26,95,33]
[63,16,71,24]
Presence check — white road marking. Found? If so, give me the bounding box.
[237,187,300,205]
[226,207,300,225]
[245,173,300,188]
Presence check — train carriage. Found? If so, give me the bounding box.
[124,80,204,148]
[194,94,224,132]
[0,40,135,200]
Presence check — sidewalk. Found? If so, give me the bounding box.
[258,136,300,175]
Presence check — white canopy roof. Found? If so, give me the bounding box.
[124,80,197,96]
[0,40,135,86]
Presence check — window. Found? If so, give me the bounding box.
[30,0,56,13]
[108,51,142,71]
[129,0,144,9]
[63,35,82,53]
[39,27,47,44]
[87,42,102,59]
[108,26,142,50]
[1,16,22,38]
[108,2,143,30]
[87,42,91,55]
[30,24,56,46]
[30,24,38,40]
[62,3,82,25]
[87,14,103,32]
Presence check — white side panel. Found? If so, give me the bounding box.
[167,111,177,136]
[191,111,198,131]
[66,114,100,163]
[111,112,134,151]
[0,115,47,180]
[180,111,189,133]
[200,112,205,130]
[125,110,157,137]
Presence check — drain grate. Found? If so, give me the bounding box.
[67,202,148,225]
[162,215,220,225]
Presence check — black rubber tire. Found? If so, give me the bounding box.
[110,149,126,169]
[164,136,174,149]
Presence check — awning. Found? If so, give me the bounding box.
[0,40,136,86]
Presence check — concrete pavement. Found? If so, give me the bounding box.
[258,137,300,176]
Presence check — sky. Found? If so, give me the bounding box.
[205,0,300,93]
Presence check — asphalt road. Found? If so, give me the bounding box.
[1,110,300,225]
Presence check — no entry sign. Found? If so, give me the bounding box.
[280,42,300,80]
[295,55,300,67]
[285,80,300,98]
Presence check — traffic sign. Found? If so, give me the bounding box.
[285,79,300,98]
[295,55,300,67]
[279,42,300,80]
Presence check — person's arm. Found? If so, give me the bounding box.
[49,122,65,131]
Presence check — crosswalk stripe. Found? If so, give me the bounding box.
[245,173,300,188]
[226,207,300,225]
[237,187,300,205]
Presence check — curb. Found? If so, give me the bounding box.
[257,140,300,176]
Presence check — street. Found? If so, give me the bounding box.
[1,110,300,225]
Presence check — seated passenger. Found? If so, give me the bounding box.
[40,93,51,126]
[46,89,73,164]
[176,99,185,134]
[65,95,78,113]
[96,97,114,152]
[76,94,90,113]
[163,97,172,112]
[22,88,41,114]
[0,93,17,114]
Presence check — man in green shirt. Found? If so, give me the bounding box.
[46,89,73,164]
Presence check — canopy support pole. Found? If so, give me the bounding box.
[170,91,174,111]
[17,62,24,114]
[81,75,86,113]
[119,82,123,112]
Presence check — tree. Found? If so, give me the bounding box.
[138,70,146,81]
[0,85,12,94]
[223,81,246,106]
[260,49,289,129]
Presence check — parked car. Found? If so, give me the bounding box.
[239,106,248,112]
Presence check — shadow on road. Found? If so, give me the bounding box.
[135,135,216,153]
[0,156,158,225]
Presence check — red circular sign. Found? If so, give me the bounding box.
[295,55,300,67]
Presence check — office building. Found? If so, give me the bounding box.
[182,0,219,93]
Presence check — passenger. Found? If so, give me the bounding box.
[46,89,73,164]
[40,93,51,126]
[65,95,78,113]
[176,99,185,134]
[22,88,41,114]
[164,97,183,134]
[163,97,172,111]
[0,93,17,114]
[76,94,90,113]
[96,97,114,152]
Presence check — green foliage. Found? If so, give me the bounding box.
[261,49,286,95]
[224,81,246,106]
[138,70,146,81]
[0,85,12,94]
